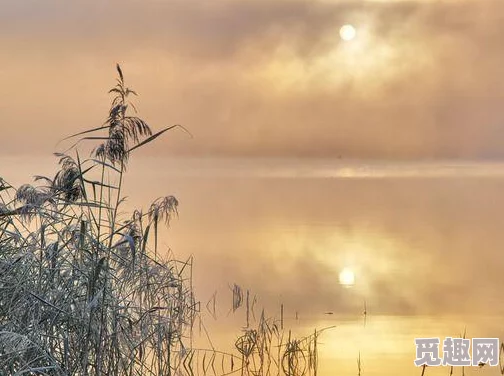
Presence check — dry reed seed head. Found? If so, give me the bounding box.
[13,185,55,221]
[124,117,153,142]
[102,128,128,165]
[132,209,143,224]
[108,104,125,123]
[15,184,47,206]
[53,162,83,202]
[100,70,153,166]
[94,143,106,160]
[148,196,179,225]
[90,68,155,168]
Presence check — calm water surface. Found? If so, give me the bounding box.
[200,314,504,375]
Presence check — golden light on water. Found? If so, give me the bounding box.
[339,267,355,286]
[339,24,357,41]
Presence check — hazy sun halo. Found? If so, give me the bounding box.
[340,24,357,41]
[339,267,355,286]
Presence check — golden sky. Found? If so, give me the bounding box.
[2,0,504,319]
[1,0,504,158]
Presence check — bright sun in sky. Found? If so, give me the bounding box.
[339,267,356,287]
[339,24,357,41]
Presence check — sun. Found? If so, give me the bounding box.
[339,267,355,287]
[339,24,357,41]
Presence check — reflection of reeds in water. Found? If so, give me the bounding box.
[420,364,427,376]
[0,65,330,376]
[232,310,328,376]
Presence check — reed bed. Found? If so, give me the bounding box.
[0,65,325,376]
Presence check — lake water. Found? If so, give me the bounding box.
[102,158,504,375]
[4,156,504,374]
[199,314,504,375]
[312,315,504,375]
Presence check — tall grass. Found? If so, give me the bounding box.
[0,66,325,376]
[0,65,192,375]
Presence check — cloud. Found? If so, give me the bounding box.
[1,0,504,158]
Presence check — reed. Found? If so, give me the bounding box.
[0,65,327,376]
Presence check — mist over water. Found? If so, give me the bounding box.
[121,157,504,375]
[195,311,504,375]
[2,156,504,374]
